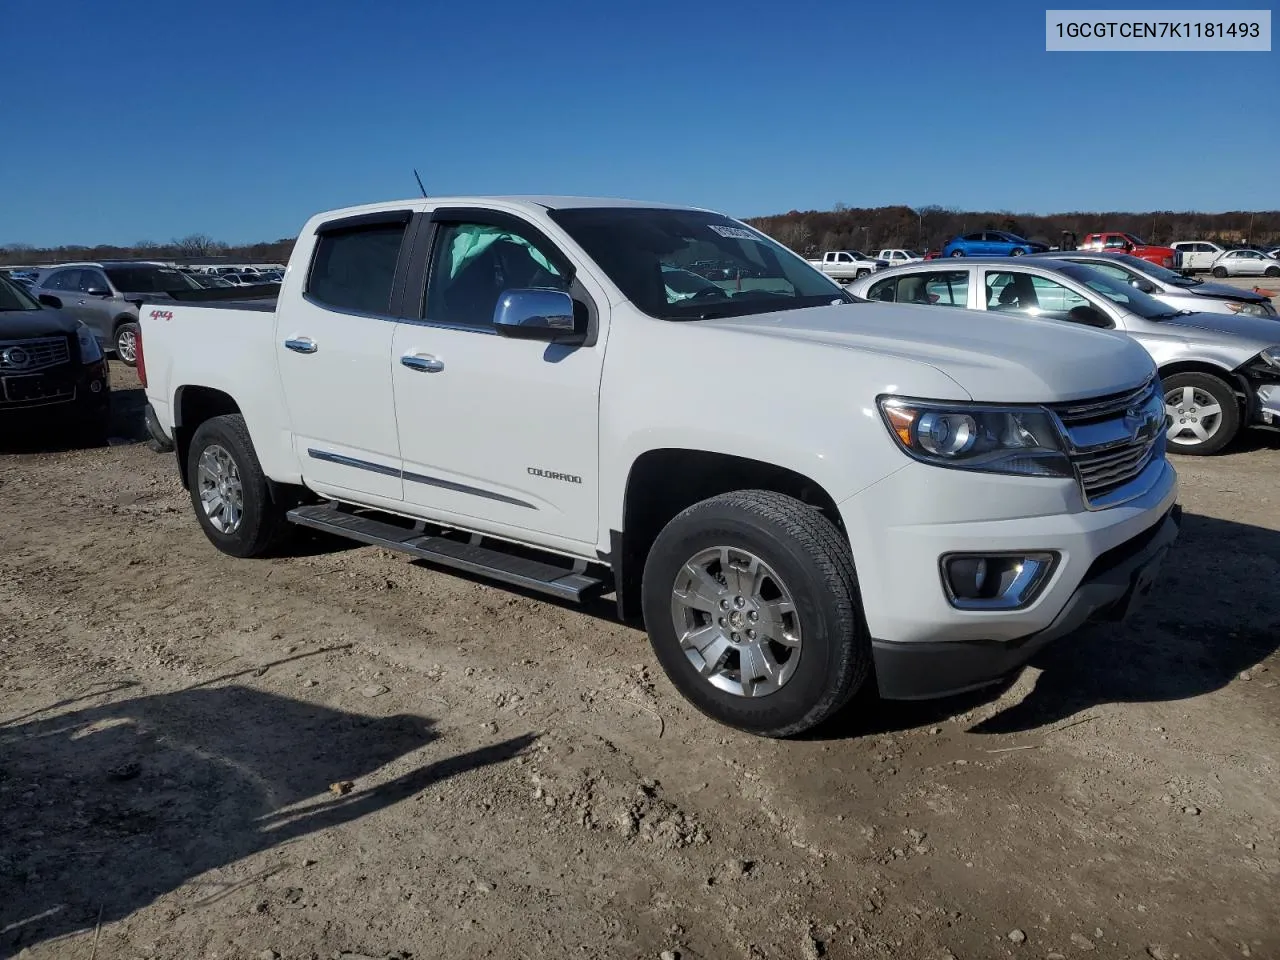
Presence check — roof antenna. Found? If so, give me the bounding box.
[413,168,428,198]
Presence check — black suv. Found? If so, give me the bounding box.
[0,274,111,445]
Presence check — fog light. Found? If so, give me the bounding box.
[89,379,103,393]
[941,552,1057,610]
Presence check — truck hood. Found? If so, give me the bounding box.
[0,307,78,339]
[702,302,1154,403]
[1158,310,1280,346]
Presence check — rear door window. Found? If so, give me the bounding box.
[923,270,969,306]
[307,220,409,315]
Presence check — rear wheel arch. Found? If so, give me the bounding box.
[173,386,243,488]
[612,448,848,623]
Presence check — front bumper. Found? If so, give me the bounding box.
[1256,384,1280,427]
[872,504,1180,699]
[837,457,1179,698]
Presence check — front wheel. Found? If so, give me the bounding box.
[950,249,965,257]
[186,414,292,557]
[1010,247,1025,256]
[1163,372,1239,456]
[1265,266,1280,278]
[641,490,871,738]
[1212,266,1228,278]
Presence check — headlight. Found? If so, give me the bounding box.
[878,397,1073,478]
[76,323,103,362]
[1260,347,1280,369]
[1226,301,1272,318]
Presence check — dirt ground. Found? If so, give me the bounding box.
[2,363,1277,960]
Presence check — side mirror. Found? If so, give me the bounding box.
[1131,278,1156,293]
[1068,305,1112,328]
[493,289,584,343]
[85,286,111,297]
[38,294,63,309]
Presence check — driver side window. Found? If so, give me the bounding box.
[425,221,570,330]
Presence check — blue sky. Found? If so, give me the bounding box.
[2,0,1275,247]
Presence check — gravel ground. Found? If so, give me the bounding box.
[1,363,1277,960]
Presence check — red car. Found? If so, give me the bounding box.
[1079,232,1177,269]
[922,250,943,260]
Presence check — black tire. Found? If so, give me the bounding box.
[114,321,140,366]
[1162,371,1239,456]
[855,269,870,280]
[641,490,871,738]
[950,249,965,257]
[1265,266,1280,278]
[1212,266,1228,278]
[186,414,291,557]
[1010,247,1025,256]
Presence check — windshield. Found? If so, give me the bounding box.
[0,275,40,311]
[1060,264,1179,319]
[548,207,851,320]
[105,266,202,294]
[1123,234,1146,246]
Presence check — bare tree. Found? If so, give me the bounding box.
[172,234,224,257]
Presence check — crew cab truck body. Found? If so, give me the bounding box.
[140,196,1179,738]
[804,250,886,282]
[1170,240,1226,273]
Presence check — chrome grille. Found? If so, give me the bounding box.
[1050,377,1165,509]
[1052,376,1155,425]
[0,336,71,372]
[1073,441,1157,498]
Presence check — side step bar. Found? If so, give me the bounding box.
[286,503,609,603]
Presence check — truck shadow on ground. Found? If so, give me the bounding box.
[823,510,1280,739]
[0,682,536,956]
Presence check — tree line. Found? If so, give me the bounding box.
[4,206,1278,267]
[0,234,295,267]
[745,205,1280,257]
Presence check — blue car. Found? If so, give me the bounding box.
[942,231,1049,258]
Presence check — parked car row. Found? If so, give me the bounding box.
[848,256,1280,455]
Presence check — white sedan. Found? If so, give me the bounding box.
[1210,249,1280,278]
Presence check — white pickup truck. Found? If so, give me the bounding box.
[139,195,1180,737]
[805,250,887,283]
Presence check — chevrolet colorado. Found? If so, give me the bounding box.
[139,196,1180,737]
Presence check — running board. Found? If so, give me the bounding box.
[286,504,608,603]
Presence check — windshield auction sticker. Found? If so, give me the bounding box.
[1046,9,1271,50]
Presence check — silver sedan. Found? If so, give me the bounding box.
[847,258,1280,455]
[1210,249,1280,278]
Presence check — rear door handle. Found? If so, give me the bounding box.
[284,337,317,354]
[401,354,444,373]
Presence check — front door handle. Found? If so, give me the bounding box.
[284,337,317,354]
[401,354,444,373]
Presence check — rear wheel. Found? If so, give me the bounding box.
[950,249,965,257]
[114,322,140,366]
[1212,266,1228,278]
[187,414,292,557]
[1163,372,1239,456]
[641,490,870,738]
